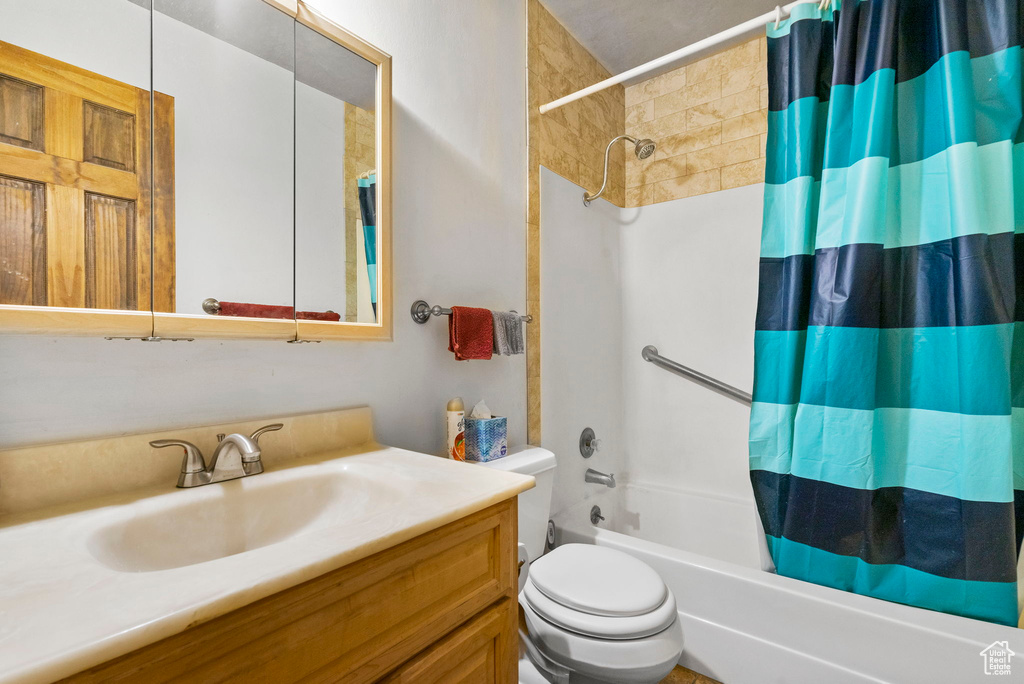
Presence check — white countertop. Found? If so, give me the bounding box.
[0,446,533,684]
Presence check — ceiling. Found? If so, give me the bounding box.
[540,0,781,77]
[130,0,376,110]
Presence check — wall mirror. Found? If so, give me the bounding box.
[152,0,297,339]
[0,0,391,341]
[294,22,379,329]
[0,0,155,335]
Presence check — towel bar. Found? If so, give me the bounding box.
[411,300,533,325]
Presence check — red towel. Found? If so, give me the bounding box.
[297,310,341,322]
[216,302,294,319]
[448,306,493,360]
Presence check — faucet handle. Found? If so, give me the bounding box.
[250,423,283,445]
[150,439,207,474]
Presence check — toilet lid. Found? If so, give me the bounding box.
[522,576,678,640]
[529,544,668,617]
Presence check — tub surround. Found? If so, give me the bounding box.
[558,494,1022,683]
[0,407,533,683]
[526,13,770,443]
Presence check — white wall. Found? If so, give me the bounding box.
[154,10,296,313]
[540,169,625,517]
[620,184,763,503]
[0,0,527,453]
[295,82,347,315]
[0,0,150,89]
[539,168,763,517]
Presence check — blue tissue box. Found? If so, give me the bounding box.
[465,416,508,462]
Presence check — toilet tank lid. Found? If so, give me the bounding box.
[476,445,555,475]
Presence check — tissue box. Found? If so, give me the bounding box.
[465,416,508,462]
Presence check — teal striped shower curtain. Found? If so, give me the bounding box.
[358,173,378,317]
[750,0,1024,626]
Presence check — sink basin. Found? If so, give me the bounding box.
[87,470,400,572]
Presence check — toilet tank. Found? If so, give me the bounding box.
[478,446,556,562]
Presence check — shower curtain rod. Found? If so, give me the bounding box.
[539,0,830,115]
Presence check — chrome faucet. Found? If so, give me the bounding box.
[150,423,283,488]
[585,468,616,488]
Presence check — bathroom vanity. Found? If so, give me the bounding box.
[0,408,532,683]
[64,500,519,683]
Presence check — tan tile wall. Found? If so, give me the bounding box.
[343,103,376,322]
[526,16,771,440]
[526,0,625,443]
[624,37,768,206]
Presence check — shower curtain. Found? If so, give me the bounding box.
[750,0,1024,626]
[358,173,378,316]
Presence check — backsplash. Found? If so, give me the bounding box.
[0,407,375,517]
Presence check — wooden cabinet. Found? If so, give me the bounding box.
[61,498,518,683]
[382,600,517,684]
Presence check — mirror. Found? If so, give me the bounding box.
[0,0,390,340]
[294,23,379,324]
[152,0,295,324]
[0,0,153,314]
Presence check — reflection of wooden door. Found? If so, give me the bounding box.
[0,40,174,311]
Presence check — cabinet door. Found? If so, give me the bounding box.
[382,599,518,684]
[150,0,296,340]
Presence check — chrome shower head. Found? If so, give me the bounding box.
[583,134,659,205]
[634,138,656,159]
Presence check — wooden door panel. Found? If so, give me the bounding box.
[85,194,136,310]
[0,144,137,197]
[44,89,82,160]
[83,102,135,172]
[45,185,85,308]
[0,74,44,151]
[152,91,175,313]
[0,38,175,314]
[0,175,45,305]
[0,41,136,112]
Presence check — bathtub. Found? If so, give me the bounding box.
[554,482,1023,684]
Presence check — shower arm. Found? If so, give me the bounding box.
[584,135,638,206]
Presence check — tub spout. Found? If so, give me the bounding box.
[585,468,616,488]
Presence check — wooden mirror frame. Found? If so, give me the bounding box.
[290,0,393,342]
[0,0,392,343]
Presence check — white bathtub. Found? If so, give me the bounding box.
[555,482,1023,684]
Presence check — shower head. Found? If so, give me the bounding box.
[634,138,656,159]
[584,134,658,205]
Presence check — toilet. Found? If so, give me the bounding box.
[480,447,684,684]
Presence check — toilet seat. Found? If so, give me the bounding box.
[521,544,678,639]
[529,544,668,617]
[522,577,677,639]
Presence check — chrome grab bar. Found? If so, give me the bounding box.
[641,345,752,406]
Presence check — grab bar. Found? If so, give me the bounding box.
[641,345,752,406]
